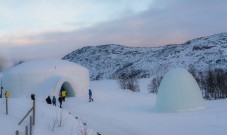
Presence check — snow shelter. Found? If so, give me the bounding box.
[155,68,204,112]
[2,59,90,98]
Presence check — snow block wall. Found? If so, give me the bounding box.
[155,68,204,112]
[2,59,90,98]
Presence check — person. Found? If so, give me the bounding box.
[52,96,56,106]
[61,89,66,101]
[89,89,94,102]
[5,91,9,98]
[46,96,52,104]
[58,96,63,108]
[31,93,35,100]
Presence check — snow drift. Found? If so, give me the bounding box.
[2,59,90,97]
[155,68,204,112]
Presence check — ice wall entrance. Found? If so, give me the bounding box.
[59,82,75,97]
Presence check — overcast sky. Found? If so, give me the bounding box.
[0,0,227,62]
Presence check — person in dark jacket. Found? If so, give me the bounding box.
[89,89,94,102]
[58,96,63,108]
[46,96,52,104]
[52,96,56,106]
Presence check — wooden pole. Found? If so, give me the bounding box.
[25,126,28,135]
[16,130,19,135]
[30,116,32,135]
[6,98,8,115]
[33,100,35,125]
[18,107,33,125]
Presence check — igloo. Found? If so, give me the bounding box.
[2,59,90,98]
[155,68,204,112]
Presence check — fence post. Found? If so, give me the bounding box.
[33,100,35,125]
[18,107,33,125]
[26,126,28,135]
[6,98,8,115]
[16,130,19,135]
[30,116,32,135]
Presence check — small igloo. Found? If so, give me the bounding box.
[2,59,90,98]
[155,68,204,112]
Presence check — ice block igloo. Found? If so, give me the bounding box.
[155,68,205,112]
[2,59,90,98]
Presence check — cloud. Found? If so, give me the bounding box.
[0,0,152,36]
[0,0,227,62]
[28,0,227,46]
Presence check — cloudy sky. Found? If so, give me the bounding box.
[0,0,227,62]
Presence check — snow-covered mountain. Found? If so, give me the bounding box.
[62,33,227,80]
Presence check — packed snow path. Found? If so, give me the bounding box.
[63,80,227,135]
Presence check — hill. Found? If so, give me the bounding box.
[62,33,227,80]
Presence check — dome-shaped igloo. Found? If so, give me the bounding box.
[155,68,204,112]
[2,59,90,98]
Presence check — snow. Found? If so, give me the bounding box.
[2,59,90,98]
[0,98,95,135]
[1,79,227,135]
[156,68,204,112]
[66,80,227,135]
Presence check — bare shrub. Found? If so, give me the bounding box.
[148,76,163,94]
[117,69,140,92]
[50,109,69,131]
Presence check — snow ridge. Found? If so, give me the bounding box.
[62,33,227,80]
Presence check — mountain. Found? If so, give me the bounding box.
[62,33,227,80]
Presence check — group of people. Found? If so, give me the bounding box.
[46,89,66,108]
[2,87,93,108]
[3,88,94,106]
[45,88,94,107]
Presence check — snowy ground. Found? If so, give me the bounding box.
[1,79,227,135]
[0,99,95,135]
[63,80,227,135]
